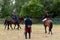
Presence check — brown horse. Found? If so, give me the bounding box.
[4,17,24,30]
[44,18,53,34]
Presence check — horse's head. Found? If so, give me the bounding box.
[19,17,24,22]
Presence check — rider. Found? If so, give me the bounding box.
[42,11,50,22]
[42,11,53,28]
[12,11,19,23]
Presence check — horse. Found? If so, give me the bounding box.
[25,25,32,39]
[44,18,53,34]
[4,17,24,30]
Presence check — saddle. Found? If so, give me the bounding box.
[45,19,52,26]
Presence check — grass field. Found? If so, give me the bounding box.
[0,24,60,40]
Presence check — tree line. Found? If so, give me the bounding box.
[0,0,60,18]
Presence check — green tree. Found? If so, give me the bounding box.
[0,0,4,18]
[38,0,60,18]
[1,0,14,18]
[52,1,60,18]
[20,0,44,18]
[15,0,30,17]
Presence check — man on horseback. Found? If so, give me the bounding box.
[42,11,53,34]
[12,10,19,23]
[24,16,32,39]
[42,11,50,22]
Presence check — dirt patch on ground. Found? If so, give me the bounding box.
[0,24,60,40]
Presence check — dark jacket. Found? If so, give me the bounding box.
[24,18,32,27]
[12,14,19,22]
[43,14,50,19]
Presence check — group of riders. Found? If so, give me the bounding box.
[12,10,51,24]
[6,10,52,39]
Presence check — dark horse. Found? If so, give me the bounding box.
[44,18,53,34]
[4,17,24,30]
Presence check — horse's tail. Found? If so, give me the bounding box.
[4,19,8,25]
[50,21,53,28]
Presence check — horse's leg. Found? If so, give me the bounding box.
[50,23,53,35]
[51,29,53,35]
[25,32,27,39]
[48,22,53,35]
[44,25,47,33]
[14,24,16,29]
[7,24,9,30]
[4,24,7,29]
[10,24,13,30]
[17,24,20,30]
[48,27,51,34]
[19,24,21,29]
